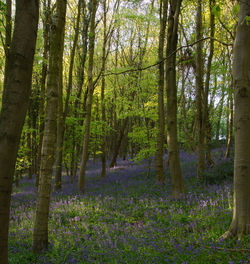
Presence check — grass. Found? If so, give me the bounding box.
[9,148,249,263]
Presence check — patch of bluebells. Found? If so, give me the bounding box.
[9,148,249,263]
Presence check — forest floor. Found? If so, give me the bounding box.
[9,148,249,264]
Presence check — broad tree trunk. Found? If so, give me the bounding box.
[166,0,184,198]
[0,1,39,263]
[78,0,98,192]
[32,0,67,252]
[155,0,168,184]
[222,0,250,240]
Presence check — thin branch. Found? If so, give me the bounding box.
[103,37,232,77]
[218,17,235,40]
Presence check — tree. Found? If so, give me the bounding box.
[165,0,185,198]
[37,0,51,187]
[203,0,215,167]
[222,0,250,240]
[78,0,98,192]
[0,0,39,262]
[32,0,67,252]
[195,0,205,177]
[54,0,82,190]
[155,0,168,183]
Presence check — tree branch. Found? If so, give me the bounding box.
[103,37,232,77]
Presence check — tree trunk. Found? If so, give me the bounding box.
[204,0,215,167]
[37,0,51,187]
[54,0,81,190]
[3,0,12,68]
[0,1,39,263]
[101,0,107,178]
[78,0,98,192]
[54,52,64,190]
[215,76,224,146]
[155,0,168,184]
[222,0,250,240]
[225,89,233,158]
[32,0,67,253]
[72,3,90,180]
[166,0,184,198]
[195,0,205,177]
[109,118,128,168]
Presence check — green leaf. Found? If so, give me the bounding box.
[232,4,239,16]
[212,5,221,16]
[245,15,250,25]
[0,1,6,13]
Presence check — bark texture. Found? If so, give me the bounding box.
[0,1,39,262]
[32,0,67,252]
[222,0,250,240]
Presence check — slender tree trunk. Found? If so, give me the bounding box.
[54,0,81,190]
[32,0,67,252]
[204,0,215,167]
[72,4,90,179]
[78,0,98,192]
[101,0,108,178]
[4,0,11,65]
[166,0,184,198]
[54,51,64,190]
[155,0,168,184]
[37,0,51,187]
[195,0,205,177]
[225,88,233,158]
[27,108,33,179]
[0,1,39,263]
[109,118,128,168]
[215,77,224,146]
[221,0,250,240]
